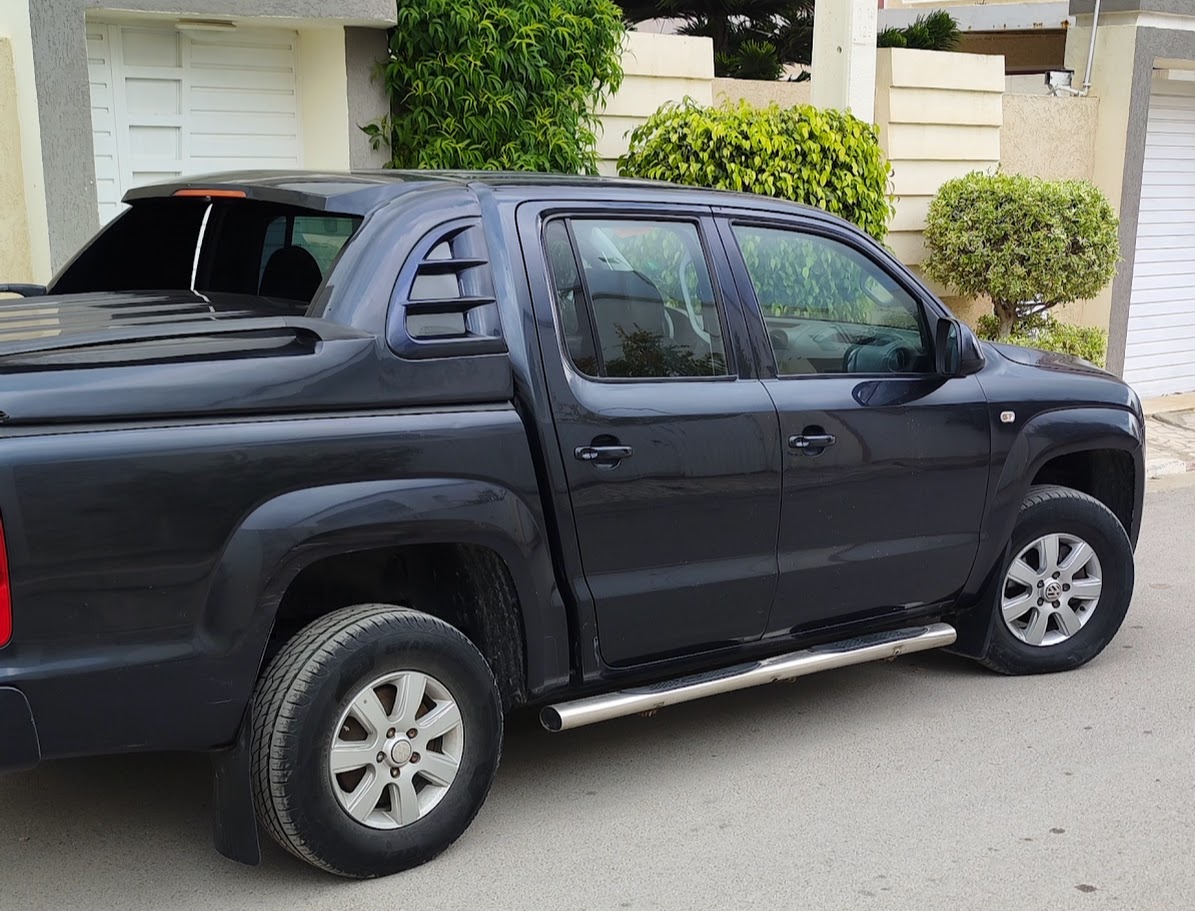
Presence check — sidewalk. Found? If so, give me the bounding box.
[1144,393,1195,479]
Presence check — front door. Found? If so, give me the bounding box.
[523,209,782,665]
[720,217,991,635]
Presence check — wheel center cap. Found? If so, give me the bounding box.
[390,739,413,765]
[1044,580,1063,602]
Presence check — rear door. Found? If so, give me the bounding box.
[718,214,991,635]
[518,203,782,666]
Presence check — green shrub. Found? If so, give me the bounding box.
[877,11,961,51]
[618,100,894,241]
[924,172,1120,338]
[976,313,1108,368]
[364,0,624,173]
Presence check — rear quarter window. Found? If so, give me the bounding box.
[51,198,362,307]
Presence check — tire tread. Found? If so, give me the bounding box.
[250,604,499,877]
[979,484,1133,675]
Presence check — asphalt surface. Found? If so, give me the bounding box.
[3,476,1193,911]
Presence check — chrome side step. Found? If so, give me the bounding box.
[540,622,956,732]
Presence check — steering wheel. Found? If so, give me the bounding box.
[843,337,915,374]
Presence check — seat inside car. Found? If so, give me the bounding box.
[259,245,323,303]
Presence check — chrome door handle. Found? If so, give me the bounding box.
[574,444,634,463]
[788,433,836,450]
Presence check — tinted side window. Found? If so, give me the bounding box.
[53,198,361,307]
[732,225,931,376]
[546,218,729,379]
[51,198,207,294]
[255,212,361,301]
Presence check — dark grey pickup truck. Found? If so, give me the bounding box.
[0,172,1143,878]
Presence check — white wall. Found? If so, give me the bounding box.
[875,48,1005,268]
[597,32,713,175]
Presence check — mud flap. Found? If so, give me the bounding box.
[944,558,1005,659]
[211,708,261,866]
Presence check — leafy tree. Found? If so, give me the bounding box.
[877,11,961,52]
[617,2,959,79]
[618,0,814,79]
[364,0,624,173]
[923,172,1120,339]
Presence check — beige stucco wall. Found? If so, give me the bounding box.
[1001,94,1098,181]
[0,38,32,284]
[898,90,1104,329]
[0,4,48,282]
[1059,20,1140,331]
[297,26,352,170]
[713,77,812,109]
[597,32,713,175]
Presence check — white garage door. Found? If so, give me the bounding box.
[87,22,302,224]
[1124,79,1195,398]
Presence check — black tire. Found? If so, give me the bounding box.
[980,485,1134,675]
[251,604,503,878]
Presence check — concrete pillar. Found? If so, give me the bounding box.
[811,0,878,121]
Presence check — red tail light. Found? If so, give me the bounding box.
[0,516,11,647]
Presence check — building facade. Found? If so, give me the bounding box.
[0,0,393,282]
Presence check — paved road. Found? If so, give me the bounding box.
[3,477,1193,911]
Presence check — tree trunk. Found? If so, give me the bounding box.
[993,300,1017,339]
[711,15,730,56]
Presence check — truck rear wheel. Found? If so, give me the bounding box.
[979,485,1134,675]
[251,604,502,878]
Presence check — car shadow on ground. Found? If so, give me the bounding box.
[0,649,983,902]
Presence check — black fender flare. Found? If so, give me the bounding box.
[202,477,568,865]
[950,406,1144,657]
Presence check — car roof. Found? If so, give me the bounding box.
[121,169,845,225]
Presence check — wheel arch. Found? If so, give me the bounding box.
[950,406,1144,657]
[202,477,570,729]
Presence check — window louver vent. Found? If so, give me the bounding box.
[388,219,506,359]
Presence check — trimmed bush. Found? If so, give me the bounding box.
[976,313,1108,368]
[924,172,1120,338]
[618,100,895,241]
[364,0,624,173]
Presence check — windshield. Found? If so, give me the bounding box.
[50,198,363,308]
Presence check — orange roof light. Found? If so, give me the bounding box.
[173,188,247,198]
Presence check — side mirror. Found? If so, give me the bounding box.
[0,284,47,298]
[935,318,961,376]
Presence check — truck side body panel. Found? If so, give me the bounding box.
[0,407,565,762]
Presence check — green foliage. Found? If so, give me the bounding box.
[618,100,895,241]
[878,12,961,51]
[716,39,784,81]
[902,11,962,51]
[924,172,1120,338]
[364,0,625,173]
[976,313,1108,368]
[603,328,727,378]
[620,0,814,79]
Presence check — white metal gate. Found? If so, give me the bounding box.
[87,22,302,224]
[1124,79,1195,398]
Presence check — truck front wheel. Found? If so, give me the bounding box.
[251,604,503,878]
[979,485,1135,675]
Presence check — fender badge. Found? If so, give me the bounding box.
[1000,410,1016,424]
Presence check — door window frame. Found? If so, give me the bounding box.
[715,213,954,381]
[540,211,743,384]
